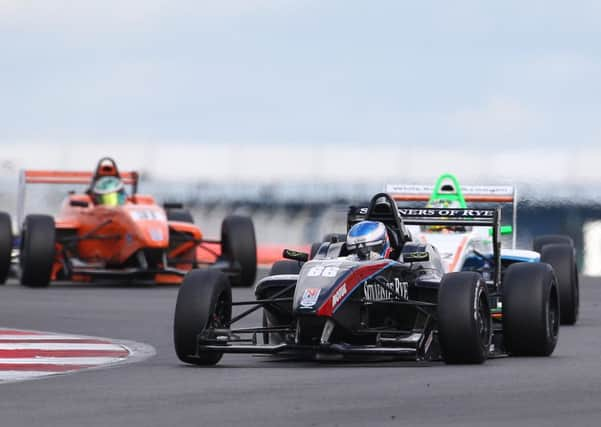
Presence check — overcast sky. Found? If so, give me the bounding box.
[1,1,600,148]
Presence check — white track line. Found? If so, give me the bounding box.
[0,335,89,341]
[0,357,126,364]
[0,371,58,381]
[0,343,126,351]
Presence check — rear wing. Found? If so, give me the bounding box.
[348,206,500,227]
[16,169,139,231]
[385,183,518,249]
[348,206,502,286]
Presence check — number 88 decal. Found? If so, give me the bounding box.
[307,265,339,277]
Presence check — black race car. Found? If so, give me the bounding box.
[173,193,559,365]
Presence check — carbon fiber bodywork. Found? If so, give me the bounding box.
[183,194,512,362]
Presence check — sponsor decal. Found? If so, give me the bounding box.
[149,228,163,241]
[384,184,513,196]
[356,207,494,218]
[364,278,409,301]
[131,209,165,221]
[316,261,390,316]
[385,184,434,194]
[397,208,494,218]
[300,288,321,307]
[332,283,348,308]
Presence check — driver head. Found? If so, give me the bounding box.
[92,176,126,206]
[346,220,391,260]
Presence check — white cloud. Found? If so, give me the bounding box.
[0,0,298,31]
[447,97,543,146]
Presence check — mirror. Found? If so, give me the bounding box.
[164,202,184,209]
[283,249,309,263]
[403,251,430,262]
[70,200,89,208]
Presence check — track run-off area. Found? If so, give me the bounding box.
[0,275,600,427]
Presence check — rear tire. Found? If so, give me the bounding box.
[540,243,579,325]
[221,215,257,287]
[503,262,559,356]
[438,272,491,364]
[166,208,194,224]
[19,215,55,287]
[173,269,232,365]
[0,212,13,285]
[532,235,573,254]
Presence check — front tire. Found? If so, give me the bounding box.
[540,243,579,325]
[438,272,491,364]
[221,215,257,287]
[173,269,232,365]
[0,212,13,284]
[19,215,55,287]
[503,262,559,356]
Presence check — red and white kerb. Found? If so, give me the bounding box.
[0,328,131,383]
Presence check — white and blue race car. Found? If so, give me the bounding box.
[383,173,579,325]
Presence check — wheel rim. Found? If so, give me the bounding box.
[19,231,26,269]
[476,290,491,351]
[477,303,491,347]
[209,292,231,329]
[573,265,580,321]
[546,286,559,339]
[221,227,233,262]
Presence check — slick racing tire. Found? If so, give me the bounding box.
[262,260,301,344]
[438,272,491,364]
[540,243,579,325]
[503,262,559,356]
[221,215,257,287]
[173,269,232,365]
[532,234,573,254]
[19,215,55,288]
[0,212,12,285]
[166,208,194,224]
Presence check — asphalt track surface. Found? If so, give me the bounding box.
[0,275,600,427]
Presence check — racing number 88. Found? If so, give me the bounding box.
[307,266,339,277]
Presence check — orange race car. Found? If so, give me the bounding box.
[16,157,257,287]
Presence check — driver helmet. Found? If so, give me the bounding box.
[346,221,391,260]
[92,176,126,206]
